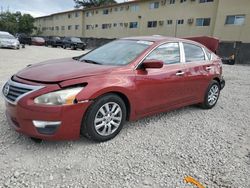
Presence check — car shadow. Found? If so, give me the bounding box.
[9,104,203,149]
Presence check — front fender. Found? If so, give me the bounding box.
[59,74,138,120]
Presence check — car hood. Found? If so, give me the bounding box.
[16,58,116,83]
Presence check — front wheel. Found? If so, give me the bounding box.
[81,94,126,142]
[201,80,220,109]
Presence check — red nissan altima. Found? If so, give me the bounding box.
[2,36,225,142]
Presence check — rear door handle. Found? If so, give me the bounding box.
[176,71,185,76]
[205,66,212,71]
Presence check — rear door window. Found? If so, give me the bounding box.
[204,48,212,60]
[183,43,205,62]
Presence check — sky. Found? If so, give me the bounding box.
[0,0,126,17]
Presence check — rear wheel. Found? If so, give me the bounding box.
[201,80,220,109]
[81,94,126,142]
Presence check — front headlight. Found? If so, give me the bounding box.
[13,40,20,45]
[34,87,83,105]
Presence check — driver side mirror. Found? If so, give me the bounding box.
[141,59,164,69]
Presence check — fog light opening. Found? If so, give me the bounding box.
[32,120,61,128]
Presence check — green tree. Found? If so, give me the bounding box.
[0,11,35,35]
[18,13,35,34]
[74,0,117,8]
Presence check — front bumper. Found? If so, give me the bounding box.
[74,43,86,49]
[2,79,92,141]
[0,43,19,49]
[4,100,92,141]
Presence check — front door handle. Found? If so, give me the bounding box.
[176,71,185,76]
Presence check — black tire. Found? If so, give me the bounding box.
[63,45,66,49]
[201,80,220,109]
[81,94,126,142]
[82,47,85,51]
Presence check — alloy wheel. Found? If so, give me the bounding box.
[94,102,122,136]
[208,84,219,106]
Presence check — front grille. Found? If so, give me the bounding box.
[6,85,32,102]
[2,79,44,104]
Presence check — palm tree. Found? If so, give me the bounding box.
[74,0,117,8]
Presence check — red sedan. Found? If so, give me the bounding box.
[2,36,225,142]
[31,37,45,46]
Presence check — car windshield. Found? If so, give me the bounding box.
[80,40,153,65]
[0,34,15,39]
[71,37,82,42]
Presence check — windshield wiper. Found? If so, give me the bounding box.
[81,59,102,65]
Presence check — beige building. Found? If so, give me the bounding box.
[35,9,84,37]
[34,0,250,42]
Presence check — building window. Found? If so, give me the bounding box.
[131,4,139,12]
[75,25,79,30]
[225,15,245,25]
[148,21,157,28]
[177,19,184,24]
[51,27,54,31]
[170,0,175,4]
[103,9,109,15]
[120,6,124,11]
[119,23,123,27]
[95,24,98,28]
[75,12,79,17]
[196,18,211,26]
[55,26,59,30]
[61,26,65,30]
[68,25,72,30]
[113,23,117,27]
[68,14,71,18]
[199,0,213,3]
[180,0,186,3]
[167,20,173,25]
[96,10,98,14]
[149,2,159,9]
[102,24,111,29]
[129,22,138,28]
[86,25,92,30]
[86,12,93,17]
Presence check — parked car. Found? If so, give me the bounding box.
[45,36,63,47]
[0,31,20,49]
[62,37,86,50]
[31,37,45,46]
[16,33,32,45]
[2,36,225,142]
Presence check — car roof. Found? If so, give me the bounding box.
[122,35,202,45]
[122,35,185,42]
[122,35,212,49]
